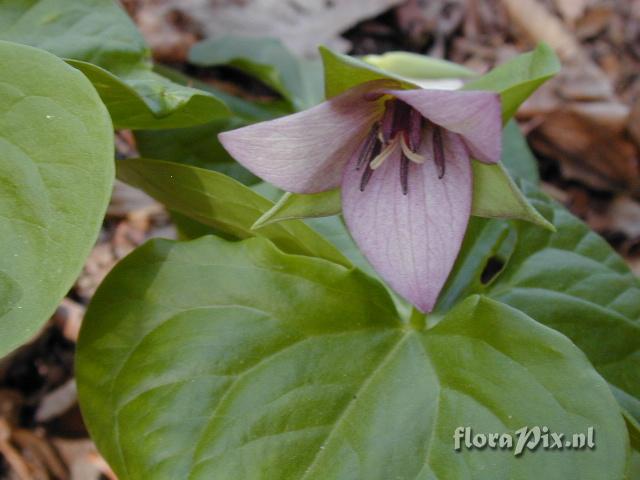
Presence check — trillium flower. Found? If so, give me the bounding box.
[219,80,502,313]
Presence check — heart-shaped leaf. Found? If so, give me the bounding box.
[0,40,113,355]
[439,182,640,422]
[0,0,229,129]
[77,235,628,479]
[116,158,349,267]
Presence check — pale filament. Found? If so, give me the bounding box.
[369,132,425,170]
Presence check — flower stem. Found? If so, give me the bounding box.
[409,306,426,331]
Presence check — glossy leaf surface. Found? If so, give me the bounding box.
[0,41,113,355]
[77,236,628,479]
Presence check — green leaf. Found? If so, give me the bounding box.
[189,36,324,110]
[501,120,539,182]
[319,46,417,98]
[628,449,640,479]
[154,64,292,123]
[253,190,341,228]
[0,0,149,72]
[0,41,113,356]
[304,215,413,319]
[472,161,553,230]
[67,60,229,130]
[362,51,475,80]
[133,118,259,184]
[437,217,517,313]
[489,185,640,419]
[463,43,561,122]
[77,236,628,479]
[304,216,372,275]
[612,385,640,451]
[116,158,349,267]
[439,182,640,421]
[0,0,229,129]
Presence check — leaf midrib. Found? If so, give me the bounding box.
[299,330,413,480]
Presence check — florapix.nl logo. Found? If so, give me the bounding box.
[453,426,595,456]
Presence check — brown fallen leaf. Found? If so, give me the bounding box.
[575,5,613,39]
[629,94,640,149]
[52,299,85,344]
[107,180,157,218]
[500,0,581,60]
[529,106,639,192]
[588,195,640,238]
[0,418,31,480]
[35,380,77,424]
[52,438,107,480]
[12,428,67,479]
[395,0,466,54]
[553,0,587,25]
[130,0,405,60]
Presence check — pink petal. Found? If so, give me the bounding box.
[386,89,501,164]
[341,131,472,313]
[218,82,388,194]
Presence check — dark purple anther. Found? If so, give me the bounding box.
[400,154,410,195]
[360,166,374,192]
[381,99,396,143]
[408,109,422,151]
[356,123,380,171]
[392,101,411,135]
[359,141,381,191]
[432,126,445,179]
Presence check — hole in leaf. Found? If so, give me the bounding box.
[480,256,505,285]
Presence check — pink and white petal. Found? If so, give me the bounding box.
[342,130,472,313]
[386,89,501,164]
[218,82,387,194]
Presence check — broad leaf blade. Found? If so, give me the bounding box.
[440,182,640,420]
[68,60,230,130]
[0,0,148,72]
[77,236,628,479]
[0,41,113,355]
[0,0,229,129]
[133,118,259,184]
[116,158,350,267]
[487,184,640,410]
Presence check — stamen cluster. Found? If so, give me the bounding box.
[356,98,446,194]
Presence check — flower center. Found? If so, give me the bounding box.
[356,98,446,195]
